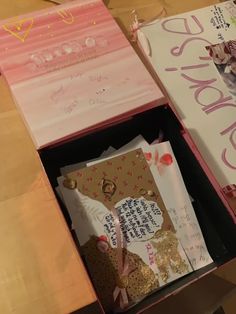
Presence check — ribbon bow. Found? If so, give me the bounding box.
[113,255,134,309]
[144,150,173,175]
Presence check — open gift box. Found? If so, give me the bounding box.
[0,0,235,313]
[39,104,236,313]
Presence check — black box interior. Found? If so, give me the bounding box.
[39,105,236,314]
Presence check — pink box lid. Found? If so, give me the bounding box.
[0,0,165,149]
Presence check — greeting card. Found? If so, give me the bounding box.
[87,137,213,270]
[137,0,236,215]
[58,149,191,312]
[0,0,164,148]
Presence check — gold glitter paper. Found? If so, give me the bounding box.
[127,259,158,302]
[82,236,159,312]
[151,231,189,283]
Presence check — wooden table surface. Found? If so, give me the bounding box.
[0,0,224,313]
[0,2,97,313]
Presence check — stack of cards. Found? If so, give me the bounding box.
[56,135,212,312]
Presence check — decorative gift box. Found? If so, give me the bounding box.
[0,0,235,313]
[58,148,193,312]
[56,137,215,312]
[40,105,236,313]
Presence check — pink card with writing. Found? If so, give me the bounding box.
[0,0,164,148]
[138,1,236,217]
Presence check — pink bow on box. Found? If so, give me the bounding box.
[144,150,173,175]
[222,184,236,199]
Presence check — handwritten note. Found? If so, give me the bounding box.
[50,85,65,103]
[63,99,80,114]
[89,138,213,269]
[103,197,163,246]
[167,204,211,269]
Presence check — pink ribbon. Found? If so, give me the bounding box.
[111,208,134,309]
[113,255,131,309]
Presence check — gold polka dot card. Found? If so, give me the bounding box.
[86,137,213,271]
[58,149,192,312]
